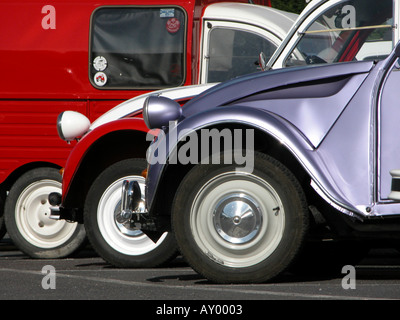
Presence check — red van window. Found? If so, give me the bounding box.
[90,6,186,89]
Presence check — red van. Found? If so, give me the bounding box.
[1,0,295,258]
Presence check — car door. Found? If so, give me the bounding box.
[200,20,282,83]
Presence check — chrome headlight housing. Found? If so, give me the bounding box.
[57,111,91,142]
[143,96,182,130]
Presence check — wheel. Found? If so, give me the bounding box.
[84,158,178,268]
[0,189,6,240]
[4,168,86,258]
[172,152,309,283]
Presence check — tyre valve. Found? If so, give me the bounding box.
[272,206,280,216]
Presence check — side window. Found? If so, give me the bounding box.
[90,7,186,89]
[207,28,277,83]
[285,0,393,67]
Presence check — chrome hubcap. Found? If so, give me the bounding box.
[97,175,168,256]
[190,171,285,268]
[213,194,262,244]
[113,201,142,237]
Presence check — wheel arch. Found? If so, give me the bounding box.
[63,129,150,218]
[150,122,313,222]
[1,161,61,193]
[150,121,358,239]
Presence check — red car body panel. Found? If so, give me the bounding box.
[0,0,270,191]
[61,117,149,197]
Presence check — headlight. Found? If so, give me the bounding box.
[143,96,182,130]
[57,111,91,142]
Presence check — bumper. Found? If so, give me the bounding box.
[48,192,83,223]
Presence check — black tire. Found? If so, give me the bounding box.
[84,158,178,268]
[172,152,309,283]
[4,167,87,258]
[0,189,6,240]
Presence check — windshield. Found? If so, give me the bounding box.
[285,0,393,67]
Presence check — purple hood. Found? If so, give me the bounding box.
[181,61,374,120]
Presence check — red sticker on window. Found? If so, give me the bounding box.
[166,18,180,33]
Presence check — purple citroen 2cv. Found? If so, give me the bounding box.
[138,42,400,283]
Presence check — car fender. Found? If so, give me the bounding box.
[62,118,149,201]
[146,106,360,217]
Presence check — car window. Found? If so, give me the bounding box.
[285,0,393,67]
[207,28,277,82]
[90,7,186,89]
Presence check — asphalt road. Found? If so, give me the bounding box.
[1,236,400,305]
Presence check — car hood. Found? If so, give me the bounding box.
[181,61,375,119]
